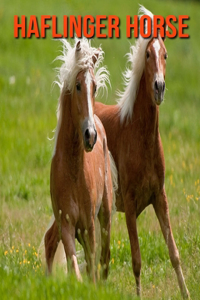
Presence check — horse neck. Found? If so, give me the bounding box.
[56,91,84,171]
[132,73,159,139]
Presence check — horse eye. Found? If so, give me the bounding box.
[76,83,81,91]
[146,51,150,59]
[94,85,97,95]
[164,53,168,60]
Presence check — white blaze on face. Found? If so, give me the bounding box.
[153,39,160,65]
[152,39,164,84]
[84,70,94,124]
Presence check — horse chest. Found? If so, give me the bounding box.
[117,150,162,213]
[76,160,104,217]
[133,173,160,216]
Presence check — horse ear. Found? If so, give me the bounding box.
[76,41,81,52]
[92,48,101,65]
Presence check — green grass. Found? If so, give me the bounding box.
[0,0,200,299]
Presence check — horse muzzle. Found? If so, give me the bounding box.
[82,119,97,152]
[154,80,165,105]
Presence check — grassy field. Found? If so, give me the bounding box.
[0,0,200,299]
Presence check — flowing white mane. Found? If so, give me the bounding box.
[53,38,110,154]
[117,6,154,123]
[55,38,110,95]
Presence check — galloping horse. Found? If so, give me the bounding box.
[44,39,114,282]
[95,6,189,299]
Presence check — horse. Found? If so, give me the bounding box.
[95,6,189,299]
[44,38,115,283]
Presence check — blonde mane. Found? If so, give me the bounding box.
[53,38,110,154]
[117,6,154,123]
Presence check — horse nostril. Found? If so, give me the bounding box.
[163,82,165,92]
[84,126,97,150]
[85,128,90,141]
[94,129,97,144]
[155,80,158,92]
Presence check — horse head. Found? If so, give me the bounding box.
[72,41,102,152]
[144,35,167,105]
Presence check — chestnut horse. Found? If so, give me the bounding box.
[95,6,189,299]
[44,39,114,282]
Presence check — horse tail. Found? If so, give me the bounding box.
[38,215,67,268]
[108,151,118,216]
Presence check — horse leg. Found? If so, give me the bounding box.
[61,222,82,282]
[153,189,190,299]
[124,196,141,297]
[82,221,96,283]
[44,220,59,274]
[98,201,111,280]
